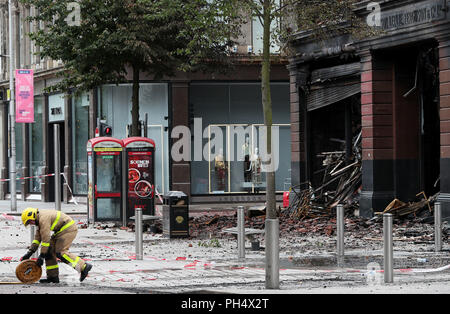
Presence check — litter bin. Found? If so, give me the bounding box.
[163,191,189,238]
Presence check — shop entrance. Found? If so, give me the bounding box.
[391,42,440,201]
[48,122,65,202]
[418,45,440,197]
[377,42,440,202]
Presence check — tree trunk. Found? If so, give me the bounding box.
[262,1,279,290]
[262,0,276,219]
[131,65,140,136]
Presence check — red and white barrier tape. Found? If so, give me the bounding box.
[0,172,78,205]
[0,173,55,182]
[154,186,163,204]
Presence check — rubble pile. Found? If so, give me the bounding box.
[286,131,362,219]
[188,208,447,243]
[284,129,439,222]
[189,213,241,238]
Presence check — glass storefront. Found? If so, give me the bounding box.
[29,96,44,192]
[72,92,89,194]
[15,122,23,193]
[99,83,169,195]
[190,82,290,195]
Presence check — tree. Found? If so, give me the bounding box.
[21,0,242,136]
[239,0,374,289]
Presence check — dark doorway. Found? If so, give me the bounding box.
[48,122,65,202]
[387,41,440,201]
[419,45,440,197]
[307,95,361,189]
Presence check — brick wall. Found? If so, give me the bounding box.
[438,37,450,220]
[440,39,450,159]
[289,65,308,187]
[361,52,394,162]
[359,51,395,217]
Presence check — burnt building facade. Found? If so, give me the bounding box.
[288,0,450,219]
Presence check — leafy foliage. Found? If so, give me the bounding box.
[21,0,243,94]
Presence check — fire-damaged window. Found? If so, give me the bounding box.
[307,62,361,112]
[308,95,361,210]
[305,61,362,212]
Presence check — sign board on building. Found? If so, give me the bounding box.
[15,69,34,123]
[380,0,447,31]
[48,94,65,122]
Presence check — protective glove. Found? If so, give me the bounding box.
[36,254,45,267]
[20,250,33,261]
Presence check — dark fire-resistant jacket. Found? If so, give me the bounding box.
[29,210,76,255]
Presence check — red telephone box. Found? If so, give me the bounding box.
[123,137,156,222]
[87,137,124,223]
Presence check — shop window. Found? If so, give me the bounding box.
[72,92,89,194]
[190,83,290,195]
[29,96,44,192]
[15,122,23,193]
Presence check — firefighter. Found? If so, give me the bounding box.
[20,207,92,283]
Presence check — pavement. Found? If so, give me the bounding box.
[0,199,449,296]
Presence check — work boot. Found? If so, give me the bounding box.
[80,263,92,282]
[39,277,59,284]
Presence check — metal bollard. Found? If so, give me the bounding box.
[265,218,280,289]
[383,213,394,283]
[237,206,245,259]
[434,202,442,252]
[54,124,61,211]
[135,208,143,260]
[337,204,344,258]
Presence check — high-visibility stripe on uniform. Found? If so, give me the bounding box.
[50,211,61,231]
[32,240,40,245]
[55,220,75,235]
[63,254,80,268]
[41,242,50,247]
[46,264,59,270]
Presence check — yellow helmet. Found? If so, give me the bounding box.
[21,208,38,226]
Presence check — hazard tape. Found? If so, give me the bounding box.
[1,213,17,221]
[154,186,163,204]
[60,172,78,205]
[0,173,55,182]
[0,172,79,205]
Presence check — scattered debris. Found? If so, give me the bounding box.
[286,131,362,219]
[375,192,438,218]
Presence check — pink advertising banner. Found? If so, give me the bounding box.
[15,69,34,123]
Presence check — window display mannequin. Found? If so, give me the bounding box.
[214,149,227,191]
[251,147,262,186]
[242,136,251,182]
